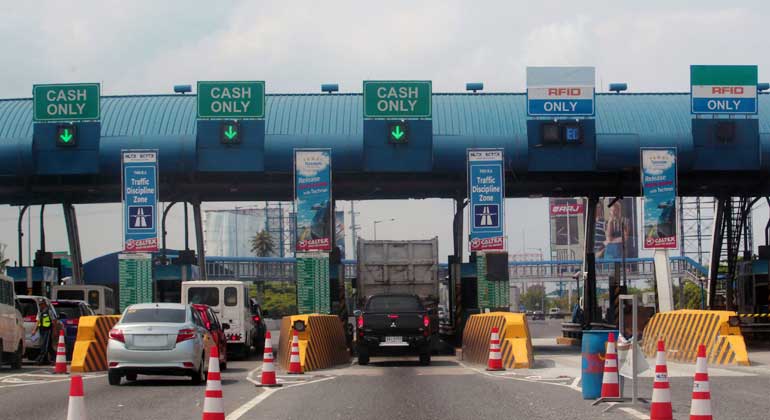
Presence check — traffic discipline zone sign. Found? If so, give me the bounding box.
[128,206,153,229]
[474,204,499,228]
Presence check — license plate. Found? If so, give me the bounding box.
[381,336,407,346]
[134,335,167,347]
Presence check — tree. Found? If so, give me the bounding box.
[250,230,275,257]
[521,284,546,311]
[0,243,9,274]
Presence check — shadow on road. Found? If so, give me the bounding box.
[367,360,458,368]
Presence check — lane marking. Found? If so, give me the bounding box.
[618,406,648,419]
[227,376,336,420]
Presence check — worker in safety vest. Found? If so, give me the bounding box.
[32,300,54,365]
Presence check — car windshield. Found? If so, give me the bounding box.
[18,299,38,317]
[53,303,84,319]
[366,296,424,312]
[122,308,186,324]
[56,290,85,301]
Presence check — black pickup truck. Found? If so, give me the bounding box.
[355,294,434,366]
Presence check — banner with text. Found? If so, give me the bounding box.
[468,149,506,252]
[641,148,678,250]
[122,150,159,252]
[294,149,332,252]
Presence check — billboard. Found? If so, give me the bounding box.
[294,149,332,252]
[468,149,506,252]
[549,197,638,260]
[204,207,284,257]
[122,150,158,252]
[335,210,346,259]
[641,148,678,249]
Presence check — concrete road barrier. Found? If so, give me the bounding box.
[641,309,749,366]
[71,315,121,372]
[462,312,534,369]
[277,315,349,372]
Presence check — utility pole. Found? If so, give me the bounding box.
[350,202,359,254]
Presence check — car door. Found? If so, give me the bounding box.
[190,308,209,366]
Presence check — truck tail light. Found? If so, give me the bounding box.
[109,328,125,343]
[176,328,196,343]
[423,315,430,328]
[24,315,37,322]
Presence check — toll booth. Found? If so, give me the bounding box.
[153,264,200,303]
[7,266,58,297]
[735,256,770,336]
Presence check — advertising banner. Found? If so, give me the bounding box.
[641,148,678,249]
[122,150,158,252]
[294,149,332,252]
[335,210,346,259]
[468,149,506,252]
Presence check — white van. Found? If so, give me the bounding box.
[181,281,261,358]
[0,275,25,369]
[52,285,116,315]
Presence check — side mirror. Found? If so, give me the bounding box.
[222,323,230,330]
[353,310,362,317]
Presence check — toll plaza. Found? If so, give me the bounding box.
[2,70,770,419]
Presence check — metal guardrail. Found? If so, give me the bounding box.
[204,255,708,283]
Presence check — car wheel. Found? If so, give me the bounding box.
[10,342,23,370]
[357,349,369,366]
[125,373,137,381]
[108,370,122,386]
[419,352,431,366]
[190,358,205,385]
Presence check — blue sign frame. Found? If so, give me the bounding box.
[468,149,505,251]
[122,150,159,252]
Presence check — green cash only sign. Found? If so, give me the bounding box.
[197,81,265,119]
[363,81,432,118]
[33,83,100,122]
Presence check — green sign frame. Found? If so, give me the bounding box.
[363,80,432,119]
[197,81,265,119]
[33,83,100,122]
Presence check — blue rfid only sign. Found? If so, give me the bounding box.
[690,65,758,115]
[467,149,505,252]
[526,66,596,117]
[122,150,159,252]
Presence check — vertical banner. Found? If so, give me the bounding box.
[641,148,678,249]
[122,150,159,252]
[294,149,332,252]
[334,210,346,259]
[118,253,153,311]
[468,149,506,252]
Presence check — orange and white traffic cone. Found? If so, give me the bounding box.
[287,330,303,374]
[256,331,281,387]
[600,332,620,398]
[689,344,713,420]
[486,326,504,371]
[66,375,87,420]
[54,330,68,374]
[650,340,673,420]
[202,345,225,420]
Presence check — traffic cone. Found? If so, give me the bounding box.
[66,375,87,420]
[54,330,68,374]
[600,332,620,398]
[486,326,504,371]
[650,340,673,420]
[202,345,225,420]
[689,344,713,420]
[287,330,303,374]
[256,331,281,387]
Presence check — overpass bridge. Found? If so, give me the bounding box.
[204,255,708,283]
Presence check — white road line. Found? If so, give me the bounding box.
[618,407,648,419]
[227,376,336,420]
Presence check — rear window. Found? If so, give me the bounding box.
[18,299,38,317]
[187,287,219,306]
[224,287,237,307]
[122,308,187,324]
[88,290,100,308]
[52,302,84,319]
[366,296,424,312]
[56,290,85,301]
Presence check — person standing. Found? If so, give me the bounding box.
[32,300,54,365]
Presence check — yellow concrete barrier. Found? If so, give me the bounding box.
[641,309,749,366]
[462,312,534,369]
[71,315,121,373]
[277,314,349,372]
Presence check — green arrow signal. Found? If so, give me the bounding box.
[391,125,404,140]
[59,128,73,143]
[224,125,237,140]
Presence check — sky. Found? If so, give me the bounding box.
[0,0,769,263]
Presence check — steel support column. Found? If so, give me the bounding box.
[17,205,29,266]
[583,196,598,327]
[192,201,206,279]
[161,201,179,257]
[708,198,726,309]
[62,203,84,284]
